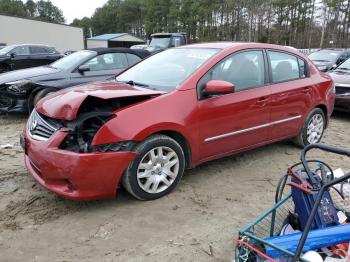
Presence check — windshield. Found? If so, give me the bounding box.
[51,50,94,70]
[309,51,340,62]
[149,37,171,48]
[0,45,15,55]
[116,48,219,92]
[336,58,350,70]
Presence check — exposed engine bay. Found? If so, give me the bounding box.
[30,95,158,153]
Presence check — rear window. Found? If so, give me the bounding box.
[268,51,300,83]
[30,46,48,54]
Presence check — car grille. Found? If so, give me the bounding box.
[28,110,60,141]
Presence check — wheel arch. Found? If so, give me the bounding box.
[144,130,192,169]
[315,104,328,127]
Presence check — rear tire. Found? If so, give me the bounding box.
[293,108,326,148]
[122,135,185,200]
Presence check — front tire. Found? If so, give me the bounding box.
[122,135,185,200]
[294,108,326,147]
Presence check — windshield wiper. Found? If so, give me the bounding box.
[337,67,350,70]
[120,80,149,87]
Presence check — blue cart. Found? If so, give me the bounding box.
[235,144,350,262]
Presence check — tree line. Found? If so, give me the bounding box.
[1,0,350,49]
[0,0,64,23]
[71,0,350,49]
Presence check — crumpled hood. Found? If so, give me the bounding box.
[328,70,350,86]
[36,81,164,120]
[0,66,60,85]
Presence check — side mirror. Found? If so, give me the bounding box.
[78,64,90,73]
[204,80,235,96]
[10,52,15,58]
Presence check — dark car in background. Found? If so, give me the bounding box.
[0,44,63,73]
[328,58,350,112]
[308,48,350,72]
[0,47,150,113]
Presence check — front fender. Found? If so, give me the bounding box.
[91,89,199,161]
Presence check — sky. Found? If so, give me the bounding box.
[45,0,108,24]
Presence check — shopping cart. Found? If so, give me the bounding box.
[235,144,350,262]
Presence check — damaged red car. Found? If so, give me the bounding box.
[21,42,335,201]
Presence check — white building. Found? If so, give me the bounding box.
[0,15,84,53]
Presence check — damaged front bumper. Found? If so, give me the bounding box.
[22,126,137,200]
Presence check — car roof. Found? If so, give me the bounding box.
[15,44,51,47]
[87,47,150,58]
[180,42,305,55]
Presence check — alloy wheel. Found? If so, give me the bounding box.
[307,113,324,144]
[137,146,180,194]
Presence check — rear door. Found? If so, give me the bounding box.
[197,50,271,160]
[266,50,311,140]
[69,52,128,86]
[29,46,50,66]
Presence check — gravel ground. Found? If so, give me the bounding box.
[0,112,349,262]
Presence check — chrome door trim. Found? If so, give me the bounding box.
[204,115,302,142]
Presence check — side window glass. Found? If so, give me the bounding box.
[268,51,299,83]
[170,37,182,47]
[44,47,54,54]
[127,53,141,65]
[13,46,30,55]
[83,53,128,71]
[205,50,265,92]
[298,58,306,78]
[30,46,47,54]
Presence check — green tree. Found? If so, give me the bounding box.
[25,0,37,17]
[71,17,92,38]
[0,0,27,17]
[36,0,65,23]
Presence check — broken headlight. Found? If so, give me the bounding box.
[93,141,135,153]
[6,80,33,94]
[60,111,118,153]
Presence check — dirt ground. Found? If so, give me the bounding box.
[0,112,349,262]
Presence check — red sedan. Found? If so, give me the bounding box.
[21,42,335,201]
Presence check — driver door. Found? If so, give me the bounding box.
[11,46,32,69]
[197,50,271,160]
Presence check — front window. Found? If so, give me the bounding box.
[207,50,265,91]
[149,37,171,48]
[116,48,219,92]
[51,50,94,70]
[13,46,30,55]
[83,53,128,71]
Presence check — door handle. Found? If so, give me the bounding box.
[255,96,269,107]
[302,86,312,93]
